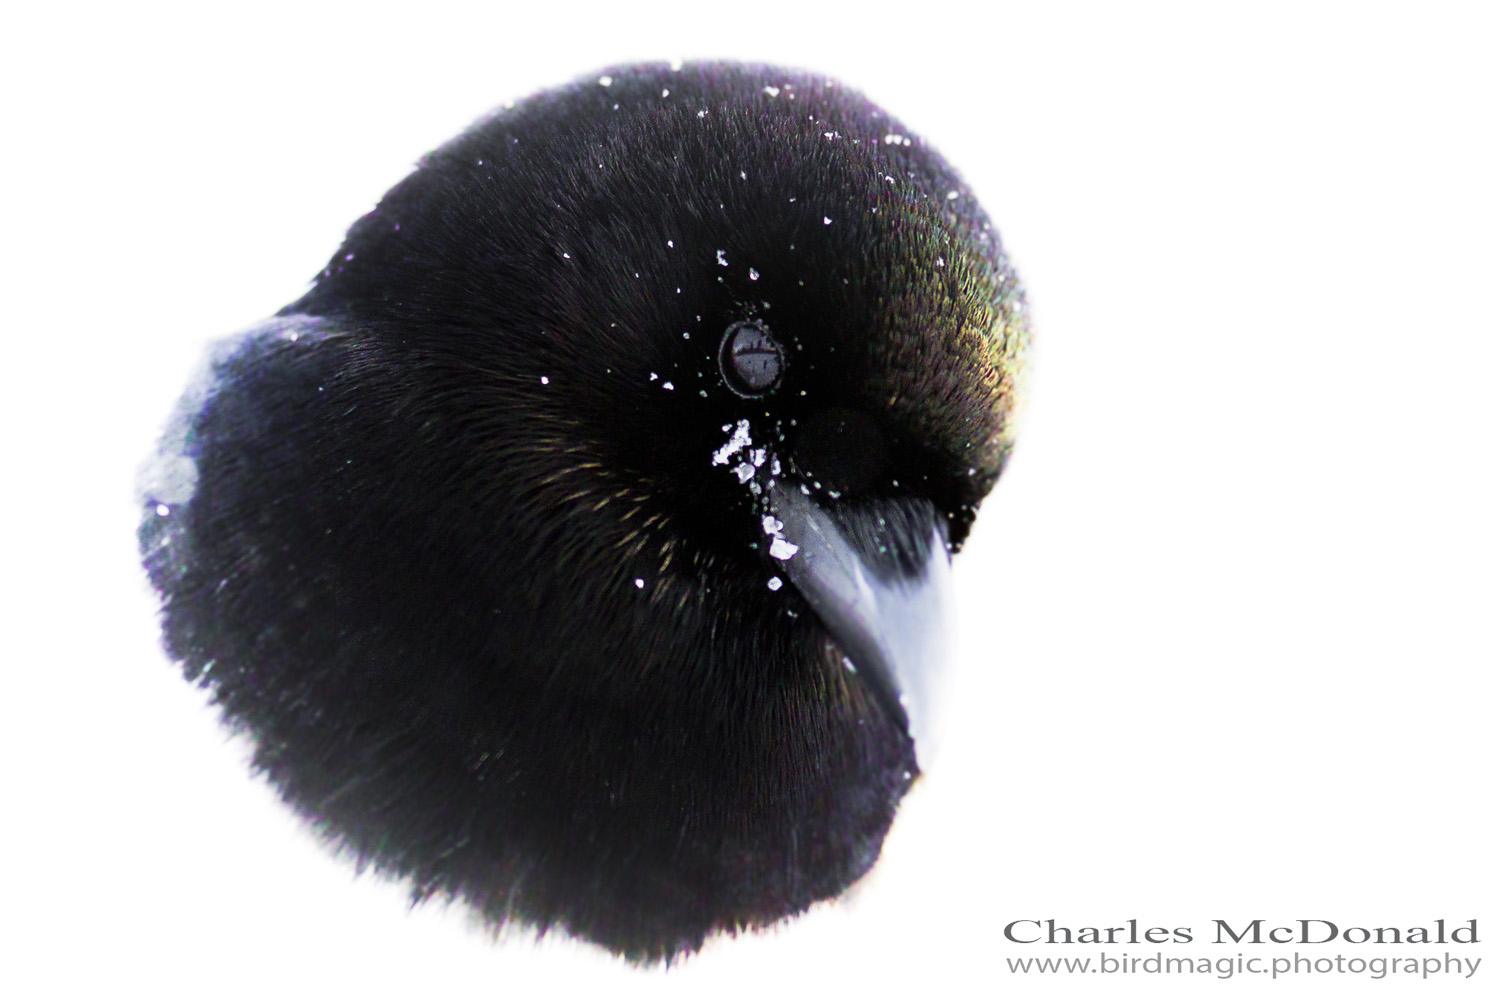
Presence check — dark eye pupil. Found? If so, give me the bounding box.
[719,321,784,396]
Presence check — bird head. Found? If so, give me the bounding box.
[144,62,1029,961]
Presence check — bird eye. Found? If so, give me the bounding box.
[718,320,785,397]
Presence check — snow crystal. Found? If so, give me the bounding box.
[711,419,753,466]
[768,538,799,561]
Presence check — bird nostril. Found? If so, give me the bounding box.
[719,320,784,397]
[790,407,890,495]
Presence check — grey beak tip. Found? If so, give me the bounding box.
[765,481,954,763]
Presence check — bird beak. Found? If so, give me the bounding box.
[765,480,953,765]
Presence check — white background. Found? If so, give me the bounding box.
[4,3,1496,998]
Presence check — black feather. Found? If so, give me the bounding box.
[139,61,1029,961]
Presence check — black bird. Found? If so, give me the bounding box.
[138,62,1029,961]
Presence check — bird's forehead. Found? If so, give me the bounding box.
[500,71,1030,478]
